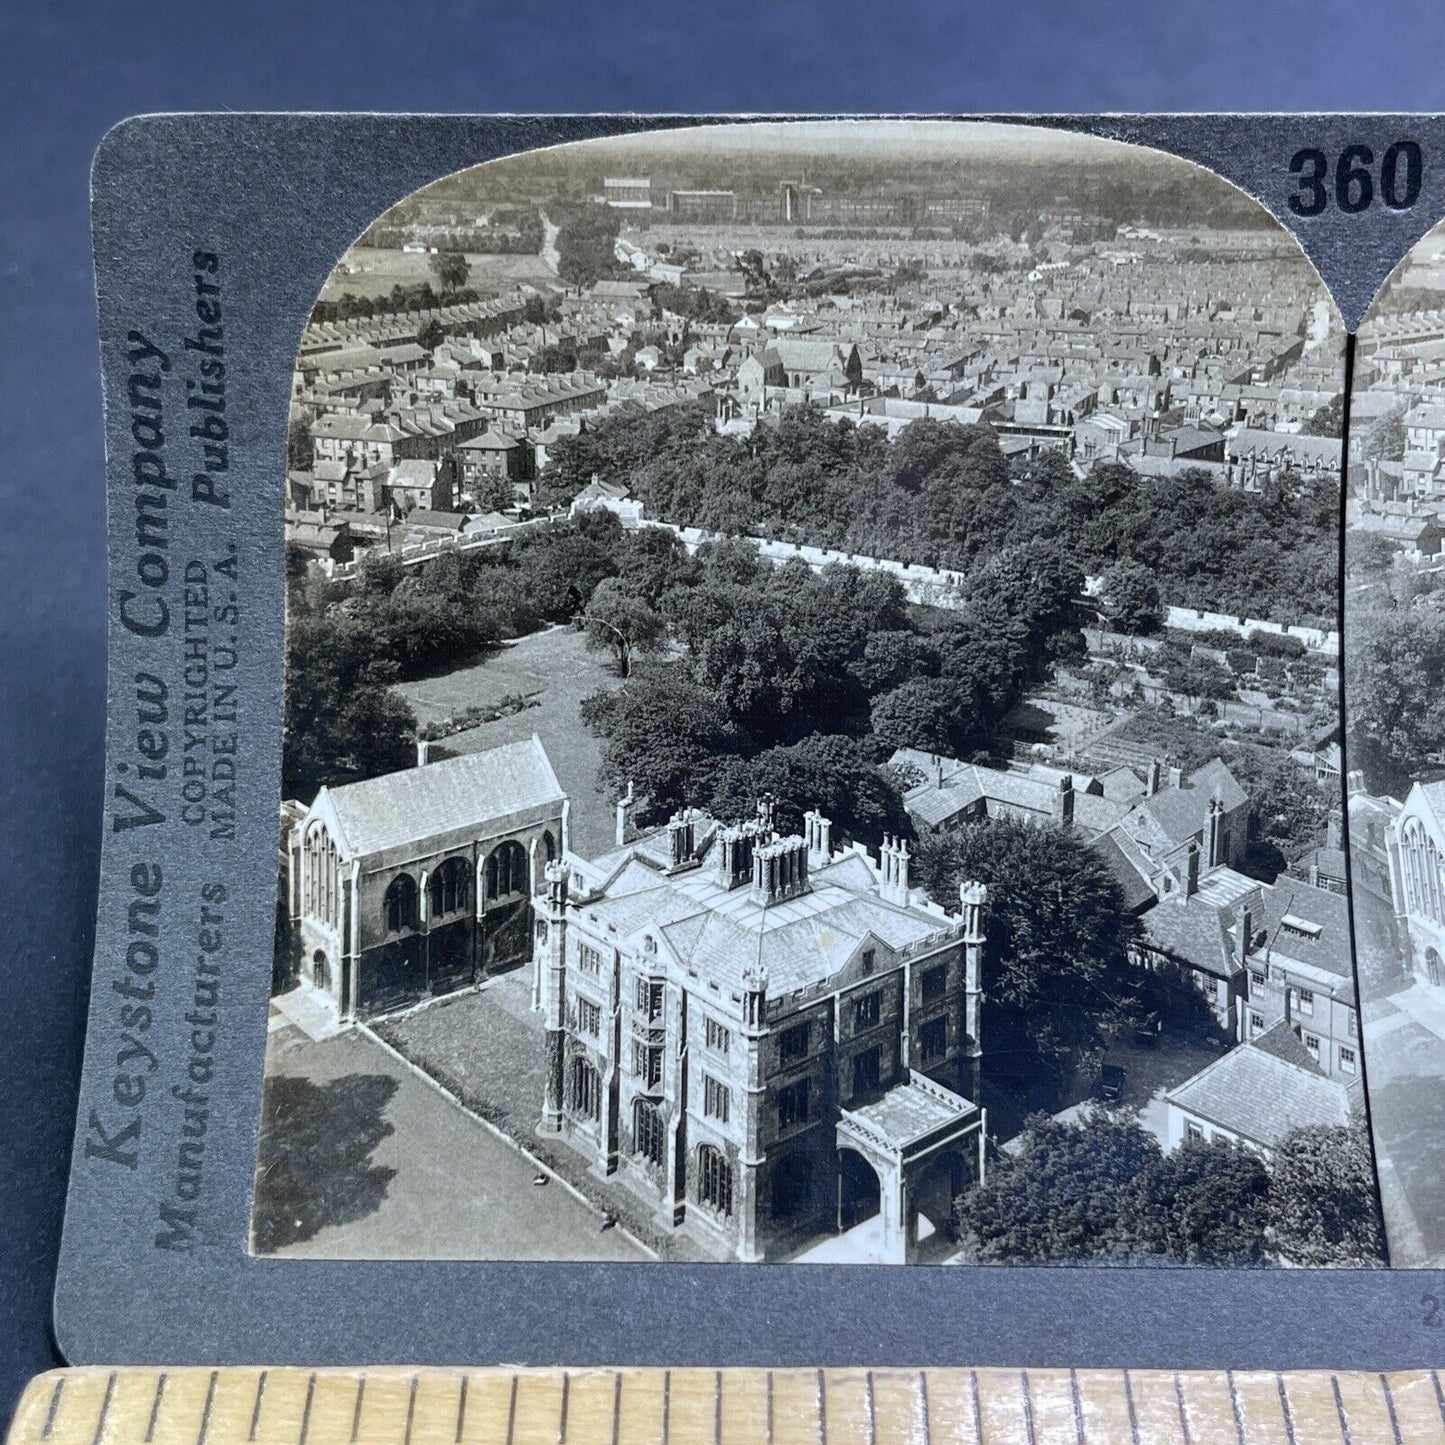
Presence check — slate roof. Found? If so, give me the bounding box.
[1249,1019,1325,1075]
[1165,1038,1352,1150]
[1140,893,1237,979]
[321,737,564,859]
[404,510,470,532]
[576,839,957,998]
[1090,831,1161,913]
[1255,879,1353,981]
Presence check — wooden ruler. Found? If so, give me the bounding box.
[9,1368,1445,1445]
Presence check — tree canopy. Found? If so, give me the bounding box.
[914,818,1141,1104]
[540,405,1337,625]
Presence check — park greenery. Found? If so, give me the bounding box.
[955,1112,1383,1266]
[541,403,1339,624]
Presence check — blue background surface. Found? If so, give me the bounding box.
[6,0,1445,1422]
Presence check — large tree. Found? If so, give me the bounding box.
[583,577,666,677]
[430,250,471,294]
[915,817,1141,1103]
[1098,558,1163,636]
[954,1111,1161,1263]
[1118,1137,1271,1265]
[1346,599,1445,794]
[1268,1125,1386,1267]
[284,612,417,800]
[705,733,908,846]
[582,670,742,818]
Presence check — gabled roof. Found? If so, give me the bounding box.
[1165,1039,1352,1150]
[317,737,564,860]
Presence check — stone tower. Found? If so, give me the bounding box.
[960,879,987,1102]
[540,859,569,1133]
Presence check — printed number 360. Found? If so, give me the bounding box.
[1288,143,1422,216]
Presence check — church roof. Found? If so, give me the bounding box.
[318,737,564,860]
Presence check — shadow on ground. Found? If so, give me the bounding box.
[252,1072,399,1253]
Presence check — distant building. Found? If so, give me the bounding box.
[536,802,988,1262]
[284,738,568,1021]
[388,458,457,514]
[667,189,738,223]
[604,177,653,209]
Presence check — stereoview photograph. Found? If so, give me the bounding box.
[1344,217,1445,1268]
[253,120,1382,1268]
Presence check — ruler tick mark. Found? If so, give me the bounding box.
[559,1372,570,1445]
[40,1379,64,1441]
[714,1373,722,1445]
[1380,1373,1404,1445]
[452,1377,464,1445]
[197,1373,218,1445]
[249,1372,269,1443]
[968,1371,982,1445]
[1173,1374,1191,1445]
[92,1374,117,1445]
[299,1375,317,1445]
[1123,1369,1140,1445]
[916,1372,930,1445]
[1433,1372,1445,1429]
[1069,1368,1084,1445]
[354,1376,368,1444]
[506,1376,518,1445]
[145,1374,167,1443]
[1226,1369,1245,1445]
[1331,1376,1353,1445]
[404,1377,418,1445]
[662,1372,671,1445]
[816,1370,827,1445]
[1019,1371,1036,1445]
[864,1373,876,1445]
[611,1373,621,1445]
[1276,1374,1297,1445]
[766,1372,774,1445]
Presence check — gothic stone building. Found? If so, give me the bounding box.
[535,803,987,1263]
[284,737,567,1020]
[1387,778,1445,987]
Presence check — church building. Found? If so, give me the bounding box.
[534,800,988,1263]
[1387,778,1445,987]
[284,737,567,1021]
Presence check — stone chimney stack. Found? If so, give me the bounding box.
[717,824,760,891]
[1326,808,1343,851]
[1207,792,1224,869]
[1237,901,1253,967]
[1146,758,1162,797]
[416,738,434,767]
[667,808,697,869]
[755,795,776,837]
[751,835,810,908]
[1055,774,1075,830]
[878,835,912,906]
[616,782,638,847]
[1186,844,1200,897]
[1169,765,1184,790]
[803,809,833,867]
